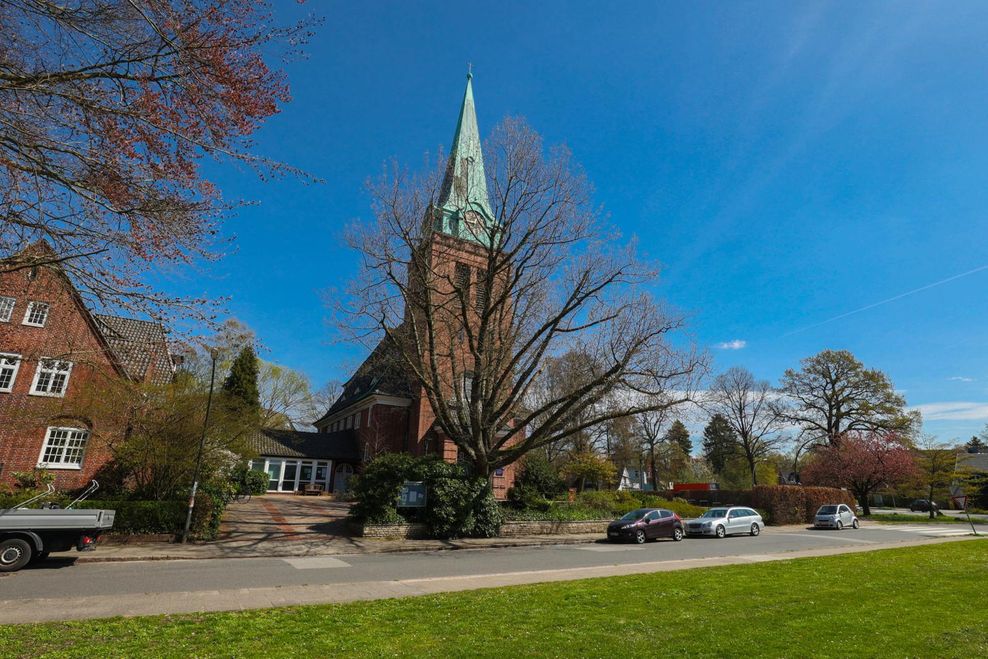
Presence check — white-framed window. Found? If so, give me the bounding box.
[38,426,90,469]
[0,353,21,392]
[30,358,73,397]
[354,411,360,429]
[23,301,50,327]
[0,296,14,322]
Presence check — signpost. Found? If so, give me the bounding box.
[956,495,979,536]
[398,481,427,508]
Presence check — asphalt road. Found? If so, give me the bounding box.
[1,522,983,623]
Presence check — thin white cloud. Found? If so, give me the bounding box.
[948,376,975,383]
[715,339,747,350]
[911,402,988,422]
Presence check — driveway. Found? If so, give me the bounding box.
[218,494,353,545]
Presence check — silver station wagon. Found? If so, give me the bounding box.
[685,507,763,538]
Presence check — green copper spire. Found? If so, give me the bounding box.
[435,71,493,244]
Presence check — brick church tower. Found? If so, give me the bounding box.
[315,73,517,497]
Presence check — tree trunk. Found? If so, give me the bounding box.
[860,494,871,516]
[748,455,758,487]
[649,447,659,494]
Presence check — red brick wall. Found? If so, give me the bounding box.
[0,265,123,490]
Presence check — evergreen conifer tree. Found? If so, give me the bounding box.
[222,345,261,415]
[664,420,692,457]
[702,414,738,474]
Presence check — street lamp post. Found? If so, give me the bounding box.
[182,349,218,543]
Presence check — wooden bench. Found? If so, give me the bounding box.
[302,483,325,496]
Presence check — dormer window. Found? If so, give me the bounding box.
[23,301,50,327]
[0,296,14,323]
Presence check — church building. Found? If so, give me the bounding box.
[310,73,518,498]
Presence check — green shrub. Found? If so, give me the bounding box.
[348,453,417,524]
[507,452,564,507]
[349,454,503,538]
[421,468,476,538]
[470,485,504,538]
[238,469,268,495]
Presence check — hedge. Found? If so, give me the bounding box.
[749,485,858,525]
[503,490,707,522]
[2,492,225,540]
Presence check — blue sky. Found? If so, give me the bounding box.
[169,2,988,443]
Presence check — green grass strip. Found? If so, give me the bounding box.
[2,540,987,658]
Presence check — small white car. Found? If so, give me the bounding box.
[814,504,859,530]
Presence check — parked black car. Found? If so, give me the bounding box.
[909,499,940,513]
[606,508,684,544]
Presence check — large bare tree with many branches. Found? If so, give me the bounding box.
[0,0,315,321]
[343,117,704,480]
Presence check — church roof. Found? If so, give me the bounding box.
[435,72,493,244]
[316,333,413,424]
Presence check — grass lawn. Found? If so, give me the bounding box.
[2,540,987,658]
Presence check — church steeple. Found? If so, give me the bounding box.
[434,71,493,244]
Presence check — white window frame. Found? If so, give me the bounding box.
[30,358,74,397]
[0,352,21,393]
[37,426,90,470]
[0,296,14,323]
[354,411,360,429]
[22,300,50,327]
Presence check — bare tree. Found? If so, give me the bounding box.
[258,361,341,431]
[706,367,786,487]
[634,404,671,493]
[0,1,315,321]
[343,117,704,480]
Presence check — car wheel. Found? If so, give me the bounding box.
[635,529,646,544]
[673,527,684,542]
[0,538,33,573]
[715,525,726,539]
[836,520,843,530]
[750,523,760,536]
[852,519,860,529]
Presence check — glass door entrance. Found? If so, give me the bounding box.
[250,458,333,493]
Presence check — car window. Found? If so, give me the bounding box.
[839,506,849,514]
[645,511,660,521]
[729,510,741,518]
[660,510,672,519]
[744,509,758,517]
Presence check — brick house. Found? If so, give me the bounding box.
[0,244,174,490]
[312,74,518,499]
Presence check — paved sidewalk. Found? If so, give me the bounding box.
[85,532,606,562]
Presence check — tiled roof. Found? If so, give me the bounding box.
[94,314,173,385]
[956,452,988,473]
[317,334,413,423]
[246,428,360,462]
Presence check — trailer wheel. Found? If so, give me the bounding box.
[0,538,33,572]
[30,550,50,564]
